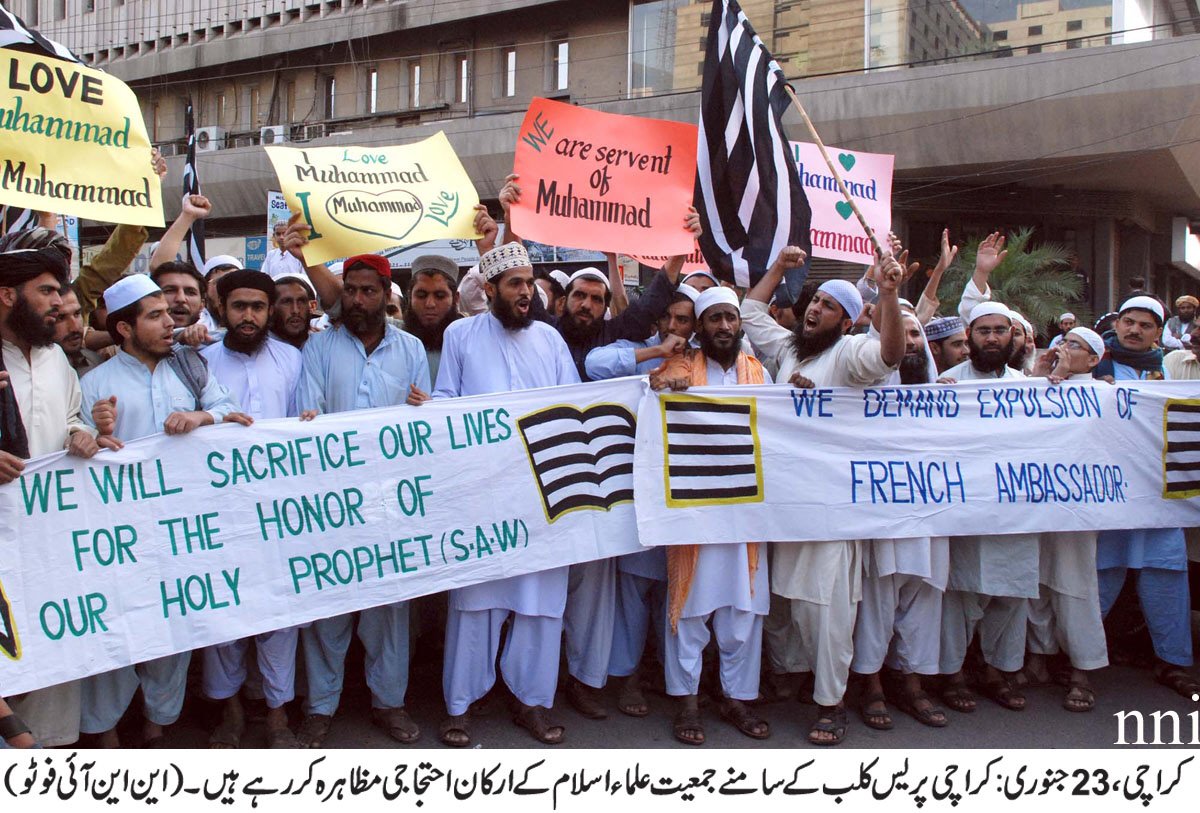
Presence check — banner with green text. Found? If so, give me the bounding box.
[0,47,163,226]
[264,133,480,265]
[0,379,643,694]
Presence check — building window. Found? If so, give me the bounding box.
[992,30,1007,41]
[322,75,336,119]
[456,54,470,104]
[216,92,227,126]
[1066,19,1083,32]
[1028,25,1042,36]
[408,60,421,107]
[1104,16,1112,27]
[25,0,37,25]
[1028,44,1042,54]
[552,39,569,91]
[285,81,296,123]
[501,46,516,97]
[54,0,65,21]
[1066,39,1082,49]
[630,0,689,97]
[367,68,378,113]
[85,0,94,12]
[248,86,260,125]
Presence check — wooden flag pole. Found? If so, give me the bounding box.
[782,84,886,259]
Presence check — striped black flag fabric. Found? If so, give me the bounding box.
[1162,399,1200,498]
[694,0,810,289]
[517,404,636,523]
[183,99,206,269]
[661,395,763,506]
[0,5,84,233]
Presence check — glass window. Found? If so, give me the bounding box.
[408,61,421,108]
[502,47,517,97]
[323,75,335,118]
[456,54,470,104]
[367,68,378,113]
[992,30,1007,41]
[553,40,569,91]
[1067,20,1083,31]
[1028,25,1042,36]
[629,0,689,97]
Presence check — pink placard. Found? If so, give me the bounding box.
[791,142,894,265]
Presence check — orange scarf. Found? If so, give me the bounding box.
[664,350,763,632]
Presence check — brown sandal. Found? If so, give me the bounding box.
[371,707,420,744]
[513,704,565,745]
[439,714,471,748]
[672,706,705,746]
[718,697,770,739]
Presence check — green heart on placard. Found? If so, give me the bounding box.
[835,200,853,220]
[838,153,856,172]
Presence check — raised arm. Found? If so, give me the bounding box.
[149,194,211,271]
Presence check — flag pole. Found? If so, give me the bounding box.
[782,84,885,259]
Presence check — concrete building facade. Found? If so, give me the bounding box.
[21,0,1200,326]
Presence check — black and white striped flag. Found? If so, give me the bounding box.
[517,404,636,523]
[694,0,810,289]
[0,4,84,233]
[1163,400,1200,498]
[662,395,763,506]
[0,3,79,62]
[182,99,206,269]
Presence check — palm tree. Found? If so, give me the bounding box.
[936,227,1085,337]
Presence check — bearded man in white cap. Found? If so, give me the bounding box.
[411,242,579,747]
[649,285,773,746]
[80,274,246,748]
[1016,326,1110,712]
[1048,312,1077,350]
[739,246,906,746]
[938,301,1038,715]
[1092,296,1198,699]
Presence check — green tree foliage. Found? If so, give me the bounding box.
[936,228,1085,338]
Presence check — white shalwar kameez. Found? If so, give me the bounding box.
[664,358,770,700]
[938,360,1038,673]
[433,312,581,715]
[740,298,895,706]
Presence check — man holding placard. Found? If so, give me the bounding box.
[294,252,430,749]
[79,274,244,747]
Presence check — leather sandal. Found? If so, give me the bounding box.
[717,697,770,740]
[296,713,333,749]
[858,691,893,731]
[371,707,420,745]
[1062,681,1095,713]
[808,704,847,746]
[439,714,471,748]
[672,706,705,746]
[566,677,607,720]
[513,704,565,745]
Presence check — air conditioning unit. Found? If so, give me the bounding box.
[297,122,326,142]
[194,126,226,152]
[154,142,178,157]
[260,124,289,145]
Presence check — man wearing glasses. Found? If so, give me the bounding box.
[937,303,1039,714]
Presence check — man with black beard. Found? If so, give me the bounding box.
[403,255,462,385]
[410,243,579,747]
[741,246,905,746]
[498,173,697,381]
[939,302,1022,383]
[294,253,430,749]
[54,285,105,376]
[1,244,111,749]
[898,311,934,385]
[649,286,772,746]
[198,269,303,748]
[271,275,316,349]
[936,302,1037,716]
[496,174,702,719]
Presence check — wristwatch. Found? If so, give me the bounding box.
[0,712,31,742]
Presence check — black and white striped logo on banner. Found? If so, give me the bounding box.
[517,404,636,522]
[1163,399,1200,498]
[661,395,763,506]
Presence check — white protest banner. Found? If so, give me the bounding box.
[791,141,893,265]
[0,379,643,694]
[634,379,1200,546]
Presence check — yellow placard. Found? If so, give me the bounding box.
[264,132,480,265]
[0,48,163,226]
